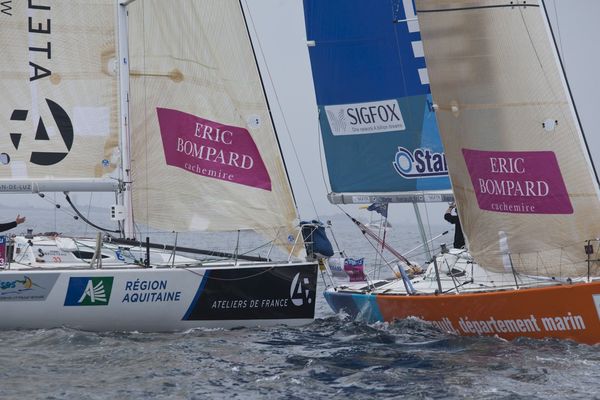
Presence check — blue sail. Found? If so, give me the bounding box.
[304,0,451,203]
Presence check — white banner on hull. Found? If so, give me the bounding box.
[0,263,317,331]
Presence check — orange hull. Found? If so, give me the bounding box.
[325,281,600,344]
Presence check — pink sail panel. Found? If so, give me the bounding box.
[462,149,572,215]
[157,108,271,191]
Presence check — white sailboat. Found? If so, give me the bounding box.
[0,0,318,331]
[314,0,600,344]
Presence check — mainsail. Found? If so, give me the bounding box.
[127,0,299,244]
[303,0,452,205]
[0,1,120,191]
[416,0,600,276]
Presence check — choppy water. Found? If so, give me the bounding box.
[2,207,600,399]
[2,293,600,400]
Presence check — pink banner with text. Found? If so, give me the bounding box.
[157,108,271,191]
[462,149,572,214]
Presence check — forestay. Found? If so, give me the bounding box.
[127,0,299,246]
[416,0,600,276]
[0,1,120,189]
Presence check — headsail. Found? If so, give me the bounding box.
[303,0,452,204]
[416,0,600,276]
[0,1,120,192]
[127,0,299,243]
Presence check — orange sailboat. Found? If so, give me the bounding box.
[305,0,600,343]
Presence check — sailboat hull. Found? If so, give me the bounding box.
[0,262,318,331]
[325,282,600,344]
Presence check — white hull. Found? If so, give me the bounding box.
[0,262,318,331]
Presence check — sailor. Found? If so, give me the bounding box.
[0,215,26,232]
[444,203,465,249]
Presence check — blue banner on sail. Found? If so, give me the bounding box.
[304,0,450,195]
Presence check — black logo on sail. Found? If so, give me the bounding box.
[1,0,12,16]
[7,98,74,166]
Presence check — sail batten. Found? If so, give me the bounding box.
[417,0,600,276]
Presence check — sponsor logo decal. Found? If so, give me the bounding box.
[115,250,125,262]
[0,273,58,301]
[5,100,74,168]
[34,247,70,263]
[429,313,587,336]
[121,279,181,303]
[2,3,74,171]
[324,100,405,136]
[393,147,448,178]
[289,273,313,306]
[462,149,572,214]
[183,265,317,321]
[156,108,272,190]
[64,277,114,306]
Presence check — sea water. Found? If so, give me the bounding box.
[0,207,599,399]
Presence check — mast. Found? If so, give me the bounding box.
[117,0,136,239]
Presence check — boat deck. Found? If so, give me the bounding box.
[329,249,592,296]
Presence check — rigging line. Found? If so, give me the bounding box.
[326,221,346,258]
[138,1,149,241]
[37,193,79,220]
[180,265,279,281]
[85,192,94,237]
[517,6,555,94]
[336,204,412,266]
[541,1,600,187]
[242,0,320,220]
[353,230,396,284]
[551,0,565,67]
[316,116,330,214]
[518,3,600,188]
[421,197,434,251]
[64,194,120,233]
[518,1,578,147]
[240,1,302,219]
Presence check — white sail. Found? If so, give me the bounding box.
[127,0,299,245]
[416,0,600,276]
[0,1,120,189]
